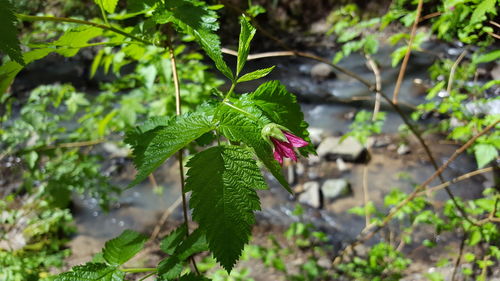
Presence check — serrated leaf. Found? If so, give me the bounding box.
[53,26,104,57]
[237,17,256,76]
[178,273,212,281]
[474,144,498,168]
[185,146,266,271]
[160,225,188,255]
[125,110,215,187]
[247,81,315,156]
[218,104,290,192]
[55,263,125,281]
[158,228,208,279]
[0,0,24,65]
[0,48,52,96]
[153,0,233,80]
[237,66,275,83]
[95,0,119,13]
[103,230,148,266]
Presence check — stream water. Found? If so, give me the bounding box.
[68,43,489,245]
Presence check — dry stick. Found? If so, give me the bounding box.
[419,11,442,22]
[43,139,106,149]
[365,54,382,121]
[392,0,424,105]
[333,120,499,265]
[362,165,371,227]
[166,28,200,275]
[451,233,466,281]
[150,196,183,240]
[224,47,473,222]
[416,167,494,197]
[447,50,468,94]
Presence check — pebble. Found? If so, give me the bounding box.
[298,181,321,208]
[317,136,366,162]
[397,144,411,155]
[321,179,351,200]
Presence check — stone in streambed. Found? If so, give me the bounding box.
[317,136,366,162]
[298,181,321,208]
[321,179,351,200]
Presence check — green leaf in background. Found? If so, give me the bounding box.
[94,0,119,13]
[470,0,497,24]
[178,273,212,281]
[237,66,275,83]
[0,0,24,65]
[473,49,500,64]
[125,109,215,187]
[160,225,188,255]
[52,26,104,57]
[158,228,209,279]
[237,17,256,76]
[474,144,498,168]
[218,104,291,192]
[55,263,125,281]
[0,48,52,96]
[185,146,266,272]
[247,81,315,156]
[103,230,148,266]
[153,0,233,80]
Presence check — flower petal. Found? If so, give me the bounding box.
[273,149,283,164]
[277,139,297,161]
[283,131,309,148]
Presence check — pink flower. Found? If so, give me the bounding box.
[270,130,308,165]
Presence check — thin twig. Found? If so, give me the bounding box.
[447,50,468,94]
[490,21,500,28]
[42,139,106,149]
[150,196,183,240]
[333,120,499,265]
[419,11,442,22]
[362,165,371,227]
[365,54,382,121]
[166,26,200,275]
[451,233,466,281]
[16,14,154,46]
[416,167,494,197]
[392,0,424,104]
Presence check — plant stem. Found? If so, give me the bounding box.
[165,25,200,276]
[138,272,156,281]
[98,0,110,26]
[121,267,156,273]
[392,0,423,104]
[16,14,154,46]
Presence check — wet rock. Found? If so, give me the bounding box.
[397,144,411,155]
[311,63,334,81]
[336,158,348,172]
[295,162,305,176]
[464,99,500,116]
[371,136,391,148]
[491,62,500,80]
[307,154,321,165]
[317,136,366,162]
[308,127,327,146]
[102,142,130,158]
[298,181,321,208]
[287,165,295,185]
[321,179,351,200]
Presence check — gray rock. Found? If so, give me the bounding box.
[397,144,411,155]
[307,154,321,165]
[336,158,348,172]
[317,136,366,161]
[295,162,305,176]
[311,63,334,81]
[298,181,321,208]
[321,179,351,200]
[491,62,500,80]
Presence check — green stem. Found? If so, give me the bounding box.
[138,272,156,281]
[222,101,260,122]
[98,0,110,26]
[16,14,155,46]
[121,267,156,273]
